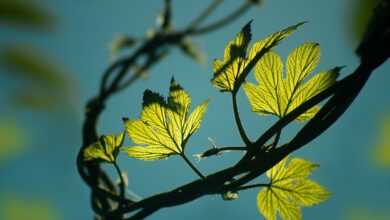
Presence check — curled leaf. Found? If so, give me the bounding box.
[83,132,125,163]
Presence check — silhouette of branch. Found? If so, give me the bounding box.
[77,1,389,219]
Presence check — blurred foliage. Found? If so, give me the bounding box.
[0,0,55,30]
[0,119,27,163]
[0,44,74,110]
[0,0,77,111]
[349,0,381,41]
[372,113,390,168]
[0,195,60,220]
[346,208,390,220]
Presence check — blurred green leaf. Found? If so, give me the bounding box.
[0,44,76,110]
[178,38,205,65]
[346,208,390,220]
[372,113,390,168]
[0,0,56,30]
[1,195,60,220]
[0,45,68,87]
[0,119,27,163]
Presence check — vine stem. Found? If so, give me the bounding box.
[190,1,252,35]
[113,161,125,207]
[181,153,207,180]
[232,93,252,146]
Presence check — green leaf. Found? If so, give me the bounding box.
[122,78,209,161]
[243,42,340,121]
[257,156,331,220]
[83,132,125,163]
[211,22,304,93]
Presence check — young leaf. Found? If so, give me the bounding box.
[122,78,209,161]
[243,42,341,121]
[257,156,331,220]
[211,22,304,93]
[83,132,125,163]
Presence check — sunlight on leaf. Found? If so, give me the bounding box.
[0,0,55,30]
[83,132,125,163]
[243,42,340,121]
[0,195,60,220]
[211,22,304,93]
[257,156,331,220]
[122,78,209,161]
[372,113,390,168]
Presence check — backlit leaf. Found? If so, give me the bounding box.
[122,78,209,161]
[211,22,304,93]
[243,42,341,121]
[83,132,125,163]
[257,156,331,220]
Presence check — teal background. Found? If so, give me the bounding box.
[1,0,390,219]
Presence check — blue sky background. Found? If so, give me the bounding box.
[1,0,390,219]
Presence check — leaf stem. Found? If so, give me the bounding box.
[113,161,125,207]
[232,93,252,146]
[181,153,207,180]
[237,183,269,191]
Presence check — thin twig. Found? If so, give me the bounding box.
[189,1,252,35]
[187,0,223,29]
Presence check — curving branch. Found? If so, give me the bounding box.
[77,0,389,219]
